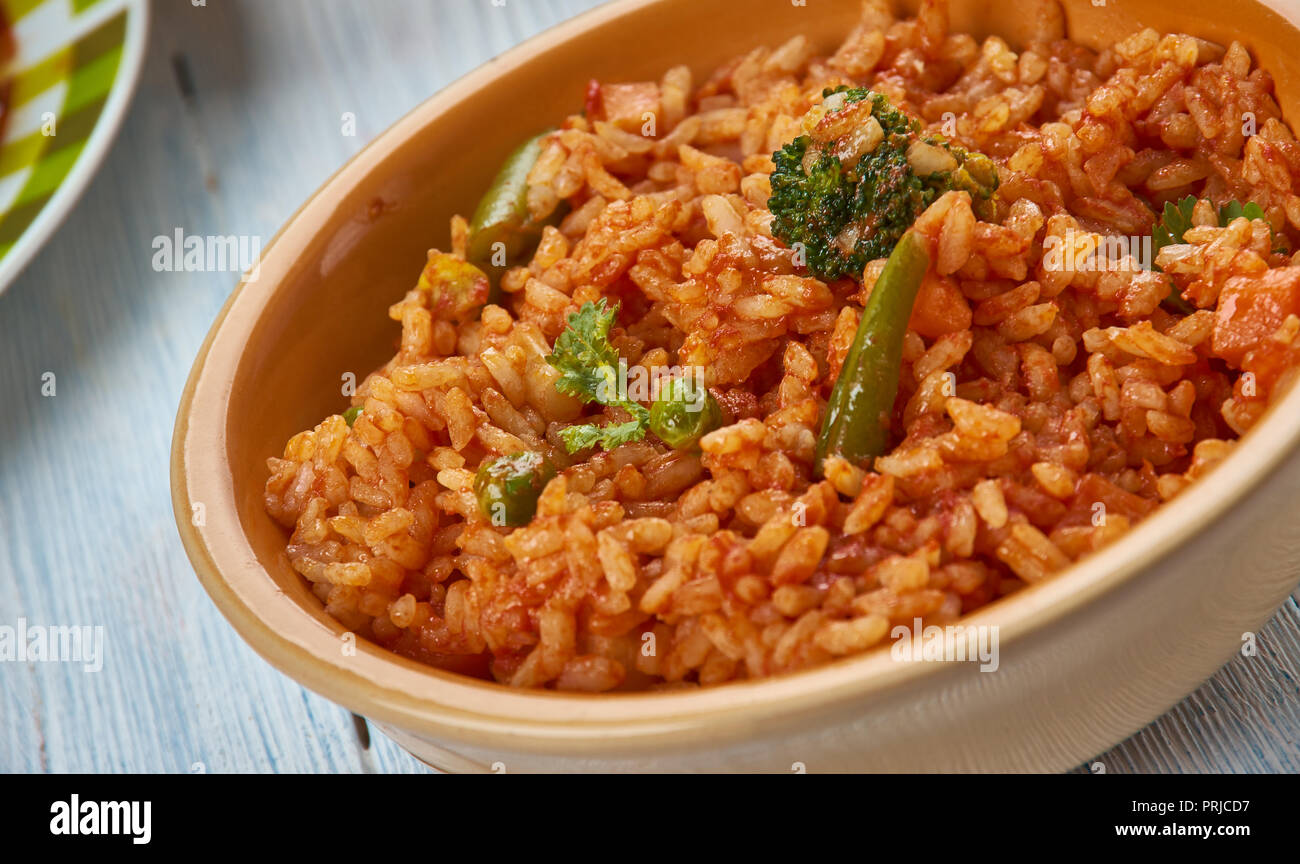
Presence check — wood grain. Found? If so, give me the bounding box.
[0,0,1295,773]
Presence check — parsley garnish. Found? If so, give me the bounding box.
[1151,197,1196,262]
[1153,196,1272,314]
[545,299,650,453]
[1217,199,1269,227]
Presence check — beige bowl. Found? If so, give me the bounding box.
[172,0,1300,772]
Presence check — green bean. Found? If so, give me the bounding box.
[649,377,723,450]
[467,130,566,292]
[815,230,930,473]
[474,451,556,527]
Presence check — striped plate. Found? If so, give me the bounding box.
[0,0,148,295]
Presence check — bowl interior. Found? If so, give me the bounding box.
[181,0,1300,734]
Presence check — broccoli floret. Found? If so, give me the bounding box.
[768,88,999,281]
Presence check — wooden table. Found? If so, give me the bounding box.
[1,0,1296,773]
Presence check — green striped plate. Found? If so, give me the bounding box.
[0,0,147,295]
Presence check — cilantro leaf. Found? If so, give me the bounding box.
[1152,196,1274,314]
[546,299,651,453]
[1154,195,1272,258]
[1152,196,1196,262]
[1217,200,1266,225]
[1152,196,1198,314]
[557,424,607,453]
[547,298,623,404]
[1217,200,1285,253]
[558,417,647,453]
[1217,200,1245,224]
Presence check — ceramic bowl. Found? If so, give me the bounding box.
[172,0,1300,772]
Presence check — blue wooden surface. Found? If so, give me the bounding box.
[0,0,1296,773]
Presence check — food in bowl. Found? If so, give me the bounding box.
[264,0,1300,692]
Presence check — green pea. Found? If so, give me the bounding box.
[649,377,723,450]
[474,451,557,527]
[343,405,363,426]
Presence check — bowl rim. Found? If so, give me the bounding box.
[0,0,151,297]
[172,0,1300,749]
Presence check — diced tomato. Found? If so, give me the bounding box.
[584,78,603,120]
[1240,331,1300,399]
[1059,473,1156,528]
[909,272,972,339]
[598,81,661,132]
[1002,480,1067,529]
[1212,266,1300,366]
